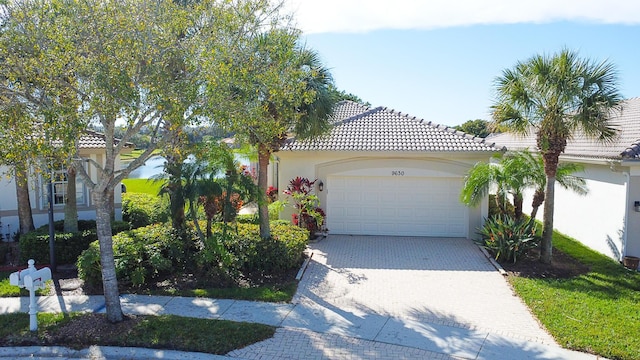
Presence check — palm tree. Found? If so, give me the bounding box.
[520,151,588,221]
[492,49,622,263]
[461,152,536,220]
[461,150,589,225]
[250,36,336,239]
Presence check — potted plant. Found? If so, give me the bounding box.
[622,255,639,270]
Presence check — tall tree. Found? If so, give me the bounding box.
[14,165,35,234]
[492,49,621,263]
[210,29,336,239]
[0,0,276,322]
[63,163,79,233]
[454,119,493,138]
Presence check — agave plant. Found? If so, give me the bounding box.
[478,215,539,263]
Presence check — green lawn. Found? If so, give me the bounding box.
[122,178,165,195]
[0,312,274,354]
[148,281,298,302]
[120,148,161,162]
[509,231,640,360]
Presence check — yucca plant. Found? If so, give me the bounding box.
[478,215,539,263]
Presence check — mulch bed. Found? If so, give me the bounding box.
[499,247,590,279]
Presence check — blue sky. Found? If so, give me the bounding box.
[284,1,640,127]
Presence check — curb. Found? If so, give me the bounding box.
[477,244,507,275]
[0,345,233,359]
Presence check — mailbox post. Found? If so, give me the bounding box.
[9,259,51,331]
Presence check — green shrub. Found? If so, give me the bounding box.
[77,224,187,287]
[204,222,308,275]
[122,193,169,228]
[478,215,539,263]
[20,231,93,264]
[196,230,239,282]
[37,219,100,232]
[236,214,259,224]
[21,221,131,265]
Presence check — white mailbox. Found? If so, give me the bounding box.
[8,259,51,331]
[24,268,51,290]
[9,266,37,288]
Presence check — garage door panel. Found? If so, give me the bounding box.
[327,175,468,237]
[363,208,379,217]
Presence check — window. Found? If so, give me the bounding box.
[42,167,86,207]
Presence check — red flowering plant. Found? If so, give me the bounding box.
[283,177,325,235]
[266,186,279,203]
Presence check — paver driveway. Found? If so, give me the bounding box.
[293,235,555,343]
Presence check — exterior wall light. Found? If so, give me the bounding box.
[318,181,324,192]
[635,201,640,212]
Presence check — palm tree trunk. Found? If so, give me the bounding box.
[529,189,545,223]
[14,166,35,234]
[93,190,124,323]
[64,164,79,233]
[257,144,271,239]
[513,193,523,221]
[540,176,556,264]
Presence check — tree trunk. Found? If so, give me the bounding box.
[540,151,560,264]
[93,190,124,323]
[529,189,545,222]
[513,193,523,221]
[14,166,35,234]
[64,165,79,233]
[540,175,555,264]
[257,144,271,239]
[165,154,186,231]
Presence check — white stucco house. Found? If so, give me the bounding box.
[275,101,503,238]
[0,131,132,239]
[490,97,640,262]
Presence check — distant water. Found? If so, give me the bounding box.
[124,154,251,179]
[126,156,166,179]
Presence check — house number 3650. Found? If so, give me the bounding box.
[391,170,405,176]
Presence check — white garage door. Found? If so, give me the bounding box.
[327,176,468,237]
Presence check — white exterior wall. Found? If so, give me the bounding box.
[524,163,628,261]
[0,151,126,240]
[276,151,492,238]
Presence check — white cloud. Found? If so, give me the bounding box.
[282,0,640,34]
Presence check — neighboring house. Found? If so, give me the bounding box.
[490,97,640,261]
[276,101,503,238]
[0,131,133,239]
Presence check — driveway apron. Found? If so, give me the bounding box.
[290,235,555,345]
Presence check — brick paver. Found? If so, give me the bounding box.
[228,327,464,360]
[229,235,559,360]
[294,236,556,344]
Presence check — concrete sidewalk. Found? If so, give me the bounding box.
[0,294,603,359]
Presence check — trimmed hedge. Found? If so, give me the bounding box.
[78,224,187,287]
[20,220,131,265]
[122,192,169,228]
[78,221,309,288]
[205,222,308,274]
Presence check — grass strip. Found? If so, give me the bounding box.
[0,312,275,355]
[151,281,298,303]
[509,230,640,360]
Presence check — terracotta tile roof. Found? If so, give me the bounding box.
[77,130,134,149]
[283,101,502,153]
[489,98,640,160]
